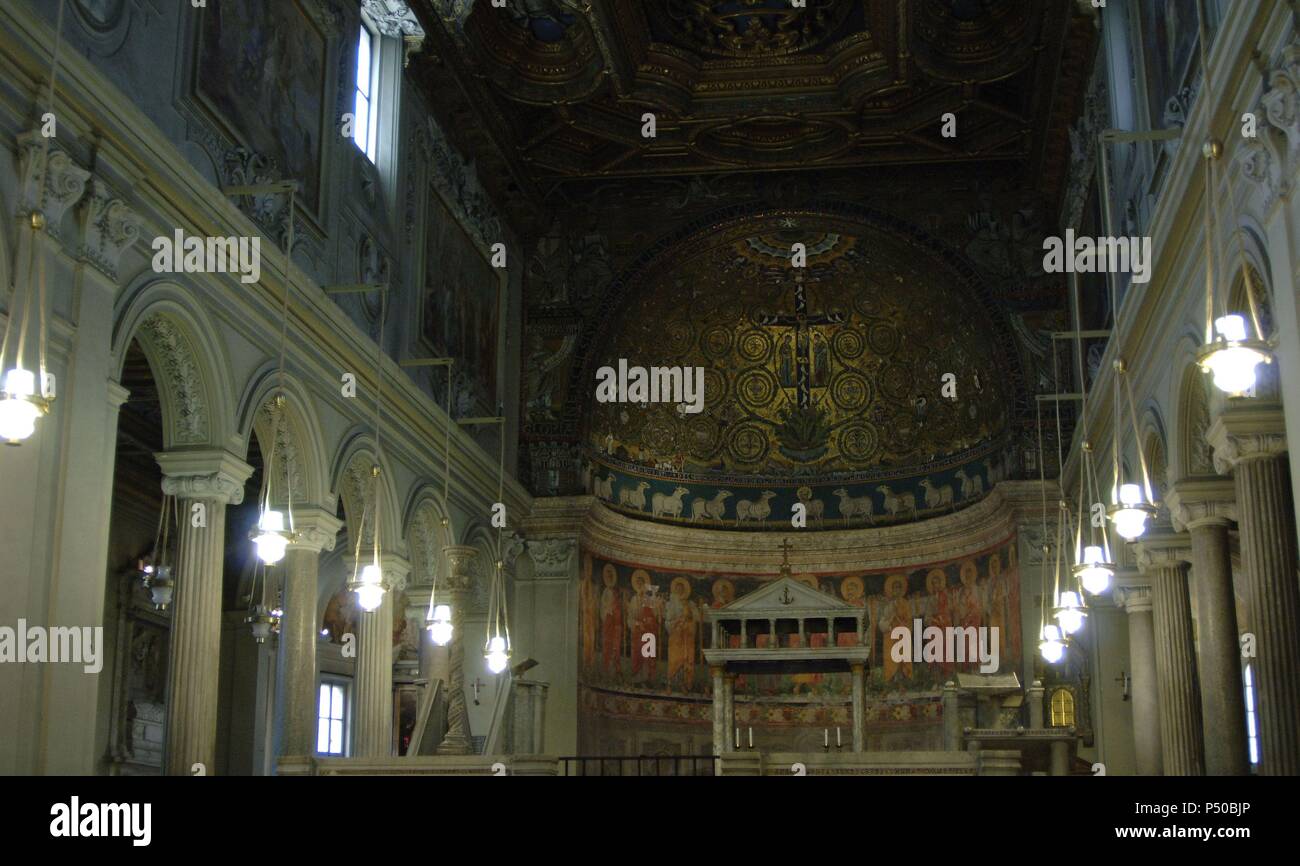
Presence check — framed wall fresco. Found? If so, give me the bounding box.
[1137,0,1201,130]
[577,535,1023,750]
[421,185,504,409]
[190,0,331,219]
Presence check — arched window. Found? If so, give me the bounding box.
[1243,662,1260,768]
[1050,688,1075,727]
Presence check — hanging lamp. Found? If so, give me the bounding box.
[484,408,511,675]
[141,492,178,610]
[427,360,456,647]
[350,267,390,612]
[1190,0,1274,395]
[0,0,67,444]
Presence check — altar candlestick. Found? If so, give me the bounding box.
[748,727,753,749]
[735,727,739,749]
[836,727,841,747]
[824,728,829,747]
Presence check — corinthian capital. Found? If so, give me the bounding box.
[288,506,344,553]
[441,545,479,595]
[1164,479,1236,532]
[1113,583,1153,615]
[155,450,254,505]
[525,537,577,579]
[1207,408,1288,475]
[1132,533,1192,573]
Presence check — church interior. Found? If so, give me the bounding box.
[2,0,1300,789]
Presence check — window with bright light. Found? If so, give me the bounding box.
[317,680,349,756]
[353,20,380,162]
[1243,662,1260,767]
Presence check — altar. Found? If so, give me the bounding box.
[702,552,871,755]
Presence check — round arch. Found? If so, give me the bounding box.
[111,278,238,450]
[330,430,404,560]
[402,485,455,586]
[235,365,331,510]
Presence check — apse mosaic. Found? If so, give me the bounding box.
[585,213,1012,528]
[577,536,1023,724]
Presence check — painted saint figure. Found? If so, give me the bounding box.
[628,570,662,681]
[879,573,913,686]
[923,568,954,681]
[666,577,698,687]
[579,554,597,672]
[955,560,984,672]
[600,564,624,676]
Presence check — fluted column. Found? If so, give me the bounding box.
[437,545,478,755]
[723,674,736,753]
[278,508,340,759]
[711,665,725,757]
[1135,538,1204,775]
[1114,582,1162,775]
[851,663,865,753]
[156,450,253,776]
[1210,409,1300,774]
[1167,480,1248,776]
[354,555,409,758]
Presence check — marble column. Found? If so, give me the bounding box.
[710,665,725,756]
[942,681,960,749]
[277,507,340,759]
[156,450,253,776]
[1167,480,1248,776]
[1026,679,1045,729]
[1210,409,1300,775]
[437,545,478,755]
[1135,538,1204,775]
[723,673,736,753]
[1114,582,1162,775]
[851,663,865,752]
[354,555,410,758]
[1049,740,1070,776]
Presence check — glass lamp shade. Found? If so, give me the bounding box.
[246,605,274,643]
[251,509,290,565]
[427,604,453,646]
[1109,484,1155,541]
[1053,591,1087,636]
[147,565,174,610]
[0,368,43,443]
[485,635,510,674]
[1038,625,1065,664]
[1199,315,1272,396]
[1073,545,1114,595]
[354,564,385,611]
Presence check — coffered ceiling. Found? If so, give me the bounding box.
[409,0,1097,224]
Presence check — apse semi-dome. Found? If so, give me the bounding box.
[584,212,1013,529]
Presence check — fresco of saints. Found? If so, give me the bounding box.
[838,576,865,646]
[878,574,913,687]
[955,560,985,672]
[579,555,598,672]
[628,570,663,681]
[710,578,735,610]
[1003,544,1022,661]
[600,564,624,677]
[666,577,698,688]
[985,552,1008,671]
[923,569,954,680]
